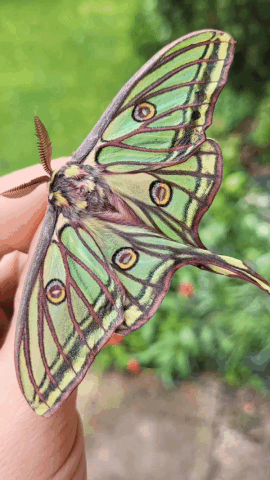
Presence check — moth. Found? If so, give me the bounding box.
[2,30,270,416]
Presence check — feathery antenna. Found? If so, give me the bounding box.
[0,115,53,197]
[34,114,53,176]
[1,176,50,198]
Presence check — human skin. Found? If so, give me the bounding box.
[0,157,123,480]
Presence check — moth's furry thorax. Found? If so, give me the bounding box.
[48,161,113,218]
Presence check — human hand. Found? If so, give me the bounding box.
[0,158,123,479]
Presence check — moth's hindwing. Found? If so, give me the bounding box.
[84,221,270,334]
[106,139,222,248]
[15,214,125,416]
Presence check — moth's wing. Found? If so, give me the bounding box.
[15,209,125,416]
[106,139,222,248]
[85,220,270,335]
[76,30,235,173]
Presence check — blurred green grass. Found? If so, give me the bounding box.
[1,0,270,391]
[0,0,141,174]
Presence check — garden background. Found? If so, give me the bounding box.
[1,0,270,392]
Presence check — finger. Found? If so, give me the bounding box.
[0,182,48,258]
[0,250,27,308]
[0,251,27,344]
[0,157,70,258]
[1,222,44,352]
[0,308,9,347]
[0,221,44,411]
[0,251,27,345]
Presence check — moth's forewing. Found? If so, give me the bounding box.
[75,30,235,173]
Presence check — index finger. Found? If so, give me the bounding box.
[0,157,70,258]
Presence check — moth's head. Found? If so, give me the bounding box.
[48,161,109,215]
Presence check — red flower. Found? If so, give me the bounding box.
[179,281,194,297]
[105,333,124,346]
[241,401,256,415]
[127,358,141,375]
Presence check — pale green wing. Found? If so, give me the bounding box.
[83,220,270,334]
[15,213,125,416]
[78,30,234,173]
[106,139,222,247]
[15,207,270,416]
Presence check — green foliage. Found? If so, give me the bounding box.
[132,0,270,97]
[1,1,270,391]
[132,0,270,167]
[0,0,141,175]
